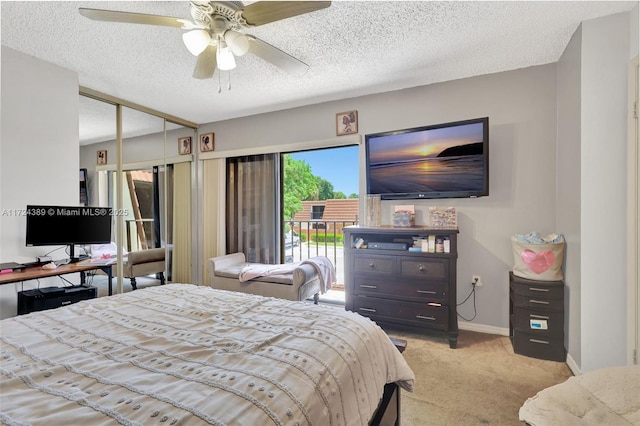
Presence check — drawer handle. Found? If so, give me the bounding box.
[529,338,550,345]
[530,314,549,320]
[369,262,375,268]
[417,290,436,294]
[359,307,376,313]
[418,265,425,271]
[529,287,549,292]
[61,301,72,306]
[529,299,549,305]
[416,315,435,321]
[360,284,377,289]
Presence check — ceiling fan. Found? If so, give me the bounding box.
[79,1,331,80]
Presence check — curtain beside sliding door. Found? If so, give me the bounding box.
[226,154,279,264]
[171,161,191,283]
[202,158,226,284]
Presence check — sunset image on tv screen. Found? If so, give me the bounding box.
[367,121,486,197]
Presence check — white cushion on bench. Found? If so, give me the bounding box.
[207,253,320,302]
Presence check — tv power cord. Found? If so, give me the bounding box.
[457,278,478,321]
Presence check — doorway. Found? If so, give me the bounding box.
[282,145,359,303]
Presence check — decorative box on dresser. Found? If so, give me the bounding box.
[509,272,566,361]
[343,225,459,348]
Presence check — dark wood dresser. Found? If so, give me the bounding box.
[509,272,566,361]
[343,226,459,348]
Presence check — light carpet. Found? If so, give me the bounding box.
[389,328,573,425]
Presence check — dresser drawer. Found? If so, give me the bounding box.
[353,254,394,275]
[512,330,565,361]
[512,293,563,311]
[512,307,564,336]
[352,296,449,330]
[353,277,446,302]
[400,257,448,280]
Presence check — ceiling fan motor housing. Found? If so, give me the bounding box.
[192,1,248,31]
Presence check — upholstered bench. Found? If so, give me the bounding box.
[123,247,166,290]
[207,253,321,303]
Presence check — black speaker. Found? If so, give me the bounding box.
[17,286,97,315]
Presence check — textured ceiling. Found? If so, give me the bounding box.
[1,1,637,144]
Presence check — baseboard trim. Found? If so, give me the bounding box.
[458,322,510,336]
[566,353,581,376]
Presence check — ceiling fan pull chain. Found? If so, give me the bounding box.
[228,72,231,91]
[217,71,222,94]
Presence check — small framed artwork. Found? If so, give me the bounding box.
[178,136,192,155]
[336,110,358,136]
[97,150,107,165]
[200,133,214,152]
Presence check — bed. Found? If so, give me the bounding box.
[0,284,415,425]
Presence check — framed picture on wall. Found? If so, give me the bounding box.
[97,150,107,165]
[336,110,358,136]
[178,136,192,155]
[200,133,214,152]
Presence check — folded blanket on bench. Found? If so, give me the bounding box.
[239,256,336,294]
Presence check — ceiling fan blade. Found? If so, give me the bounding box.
[241,1,331,26]
[193,45,217,79]
[248,36,309,76]
[79,8,193,29]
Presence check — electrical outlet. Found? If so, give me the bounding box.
[473,275,483,287]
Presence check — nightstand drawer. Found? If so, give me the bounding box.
[352,297,449,330]
[511,282,564,299]
[512,307,564,336]
[353,255,394,275]
[512,330,565,361]
[512,293,563,311]
[354,277,446,302]
[400,258,448,280]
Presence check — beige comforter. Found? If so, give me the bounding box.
[519,365,640,425]
[0,284,414,425]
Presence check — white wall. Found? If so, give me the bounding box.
[0,47,79,318]
[557,7,638,374]
[580,12,633,372]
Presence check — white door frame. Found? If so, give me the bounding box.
[628,55,639,366]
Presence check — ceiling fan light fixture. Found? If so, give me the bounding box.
[216,40,237,70]
[224,30,250,56]
[182,29,211,56]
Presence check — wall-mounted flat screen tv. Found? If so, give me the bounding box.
[365,117,489,200]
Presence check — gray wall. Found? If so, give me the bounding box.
[557,26,583,369]
[0,46,79,319]
[205,64,559,334]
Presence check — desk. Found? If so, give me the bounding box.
[0,262,114,296]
